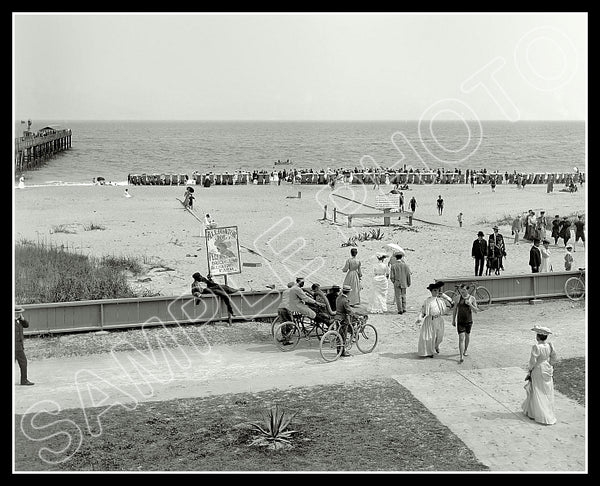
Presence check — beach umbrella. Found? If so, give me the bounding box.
[187,187,195,193]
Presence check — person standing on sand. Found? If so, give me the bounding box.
[529,238,542,273]
[451,284,478,364]
[564,244,574,271]
[368,252,389,314]
[416,282,454,358]
[471,231,487,277]
[342,248,362,305]
[436,195,444,215]
[551,214,561,245]
[573,215,585,252]
[511,213,522,245]
[389,250,411,314]
[18,176,25,189]
[409,196,417,213]
[540,239,552,272]
[559,216,572,248]
[457,212,463,227]
[522,326,557,425]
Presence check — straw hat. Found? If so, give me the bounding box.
[375,252,387,259]
[15,306,25,314]
[531,325,552,336]
[342,285,352,292]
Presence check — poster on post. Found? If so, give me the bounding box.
[205,226,241,276]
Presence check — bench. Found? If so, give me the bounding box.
[333,208,414,227]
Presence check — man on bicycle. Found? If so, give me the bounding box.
[335,284,356,357]
[288,277,324,319]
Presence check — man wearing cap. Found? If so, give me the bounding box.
[488,225,506,275]
[335,285,355,357]
[471,231,488,276]
[529,238,542,273]
[288,277,324,320]
[389,250,411,314]
[15,307,34,386]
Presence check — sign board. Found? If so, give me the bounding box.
[375,194,400,209]
[205,226,241,276]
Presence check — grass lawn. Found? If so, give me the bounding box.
[15,378,489,472]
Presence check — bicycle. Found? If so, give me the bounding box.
[444,282,492,310]
[272,312,329,352]
[319,312,378,362]
[564,267,585,301]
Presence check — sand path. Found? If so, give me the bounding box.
[14,300,586,472]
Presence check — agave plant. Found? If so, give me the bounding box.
[249,405,297,450]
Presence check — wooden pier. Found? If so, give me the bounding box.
[14,125,72,173]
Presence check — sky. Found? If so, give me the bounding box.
[13,12,588,121]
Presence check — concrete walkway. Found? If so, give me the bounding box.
[392,367,586,472]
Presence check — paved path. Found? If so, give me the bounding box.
[14,302,587,472]
[392,368,585,472]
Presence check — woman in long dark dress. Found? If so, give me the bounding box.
[342,247,362,305]
[551,215,561,245]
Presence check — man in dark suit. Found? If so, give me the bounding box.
[529,238,542,273]
[15,307,34,385]
[488,225,507,275]
[471,231,488,276]
[389,250,412,314]
[335,285,356,357]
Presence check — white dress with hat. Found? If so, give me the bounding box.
[342,257,362,305]
[417,294,452,356]
[540,246,552,272]
[368,261,389,313]
[522,341,557,425]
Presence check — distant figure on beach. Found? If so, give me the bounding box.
[409,196,417,213]
[551,215,561,245]
[124,188,132,198]
[342,248,362,305]
[436,195,444,215]
[559,216,571,248]
[511,213,522,245]
[522,326,557,425]
[18,176,25,189]
[547,175,554,193]
[204,213,217,229]
[457,212,463,227]
[182,187,195,209]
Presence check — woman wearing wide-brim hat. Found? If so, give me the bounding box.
[415,281,454,358]
[522,326,557,425]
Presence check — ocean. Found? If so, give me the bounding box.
[14,120,585,186]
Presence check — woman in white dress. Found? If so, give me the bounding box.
[368,253,389,313]
[18,176,25,189]
[522,326,557,425]
[540,239,552,272]
[416,281,454,357]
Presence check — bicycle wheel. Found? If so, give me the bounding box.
[270,315,282,337]
[319,330,343,362]
[474,286,492,310]
[444,289,457,303]
[356,323,378,354]
[273,321,300,351]
[564,277,585,301]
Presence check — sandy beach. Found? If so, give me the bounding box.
[14,180,586,306]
